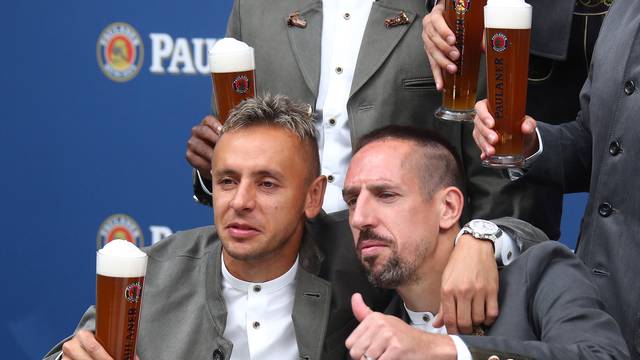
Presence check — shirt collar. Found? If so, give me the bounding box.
[221,253,299,295]
[404,303,446,334]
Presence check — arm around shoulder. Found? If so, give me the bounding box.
[459,242,629,360]
[490,217,549,253]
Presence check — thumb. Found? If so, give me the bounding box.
[351,293,373,322]
[433,303,444,328]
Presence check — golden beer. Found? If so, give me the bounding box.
[95,240,148,360]
[209,38,256,124]
[483,0,531,168]
[436,0,487,122]
[212,69,256,123]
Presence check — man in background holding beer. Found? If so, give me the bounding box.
[186,0,556,334]
[44,95,389,360]
[472,0,640,357]
[423,0,613,238]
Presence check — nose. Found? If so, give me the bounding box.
[229,181,256,212]
[349,192,377,231]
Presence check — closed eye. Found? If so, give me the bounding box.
[344,195,358,208]
[377,191,398,202]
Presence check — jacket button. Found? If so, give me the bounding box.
[212,348,224,360]
[609,141,622,156]
[624,80,635,95]
[598,202,613,217]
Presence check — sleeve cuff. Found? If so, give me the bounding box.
[525,127,543,164]
[196,169,213,196]
[427,0,442,11]
[494,226,522,266]
[450,335,473,360]
[55,352,63,360]
[507,127,543,180]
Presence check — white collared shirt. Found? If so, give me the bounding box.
[405,305,473,360]
[316,0,375,213]
[221,255,299,360]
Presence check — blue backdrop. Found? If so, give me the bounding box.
[1,1,586,358]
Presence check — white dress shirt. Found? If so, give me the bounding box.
[316,0,375,213]
[405,305,473,360]
[221,255,299,360]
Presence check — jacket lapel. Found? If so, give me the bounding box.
[292,268,332,360]
[204,242,234,358]
[287,0,323,99]
[350,1,417,97]
[293,227,331,360]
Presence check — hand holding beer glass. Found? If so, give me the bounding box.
[433,0,487,122]
[95,240,147,360]
[209,38,256,124]
[481,0,532,167]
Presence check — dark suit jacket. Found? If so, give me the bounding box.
[43,212,390,360]
[386,241,629,360]
[526,0,611,127]
[526,0,640,357]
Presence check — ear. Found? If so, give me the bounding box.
[304,175,327,218]
[438,186,464,231]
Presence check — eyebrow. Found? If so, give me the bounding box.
[254,169,285,180]
[212,169,237,178]
[342,186,360,200]
[213,168,285,180]
[342,182,399,199]
[367,183,399,193]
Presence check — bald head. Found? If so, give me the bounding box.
[353,125,465,198]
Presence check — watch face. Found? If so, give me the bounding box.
[469,219,499,234]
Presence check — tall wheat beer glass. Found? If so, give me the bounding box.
[96,240,148,360]
[435,0,487,122]
[483,0,531,167]
[209,38,256,123]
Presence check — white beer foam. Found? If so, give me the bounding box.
[485,0,532,29]
[208,37,255,73]
[97,240,147,278]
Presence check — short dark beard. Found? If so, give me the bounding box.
[357,228,420,289]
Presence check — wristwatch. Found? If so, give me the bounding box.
[455,219,503,248]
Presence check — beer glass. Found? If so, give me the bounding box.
[209,38,256,123]
[482,0,531,168]
[434,0,487,122]
[96,240,148,360]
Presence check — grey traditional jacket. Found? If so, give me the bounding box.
[527,0,640,357]
[386,241,629,360]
